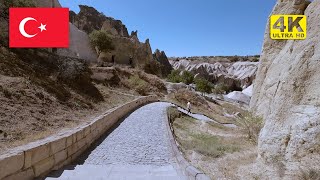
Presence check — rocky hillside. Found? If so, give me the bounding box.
[170,57,259,90]
[68,4,172,77]
[250,0,320,179]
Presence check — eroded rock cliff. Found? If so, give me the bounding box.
[171,58,258,89]
[251,0,320,178]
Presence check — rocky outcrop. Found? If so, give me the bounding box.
[57,23,97,62]
[153,49,173,76]
[34,0,61,7]
[171,59,258,89]
[70,5,129,37]
[250,0,320,179]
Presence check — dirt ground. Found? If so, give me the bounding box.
[168,104,258,180]
[0,75,136,154]
[0,47,168,155]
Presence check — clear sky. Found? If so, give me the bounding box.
[59,0,276,57]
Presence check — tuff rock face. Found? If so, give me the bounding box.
[57,23,97,61]
[251,0,320,178]
[34,0,61,7]
[153,49,173,76]
[171,59,258,89]
[70,5,129,36]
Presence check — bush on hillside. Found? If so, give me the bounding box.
[89,30,114,54]
[181,71,194,85]
[167,70,183,83]
[195,78,213,94]
[237,113,263,144]
[167,70,194,85]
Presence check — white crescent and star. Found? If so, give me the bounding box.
[19,17,47,38]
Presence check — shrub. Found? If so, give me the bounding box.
[89,30,114,54]
[167,70,183,83]
[213,83,232,94]
[181,71,194,85]
[127,75,148,95]
[195,78,213,94]
[237,113,264,144]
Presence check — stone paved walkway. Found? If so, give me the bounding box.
[47,102,187,180]
[84,102,174,166]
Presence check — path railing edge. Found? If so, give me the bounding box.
[0,95,159,180]
[165,105,211,180]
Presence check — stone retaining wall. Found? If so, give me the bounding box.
[0,96,158,180]
[166,107,211,180]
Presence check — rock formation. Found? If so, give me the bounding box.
[57,23,97,62]
[153,49,173,76]
[171,58,258,89]
[70,5,129,37]
[34,0,61,7]
[250,0,320,178]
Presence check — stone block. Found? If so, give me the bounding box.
[0,152,24,179]
[54,149,67,165]
[24,144,50,168]
[84,126,91,136]
[4,167,34,180]
[33,156,54,177]
[50,137,66,154]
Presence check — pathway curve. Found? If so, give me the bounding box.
[47,102,187,180]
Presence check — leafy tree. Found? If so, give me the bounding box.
[195,78,213,94]
[181,71,194,85]
[167,70,182,83]
[89,30,115,54]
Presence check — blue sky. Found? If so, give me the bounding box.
[59,0,276,57]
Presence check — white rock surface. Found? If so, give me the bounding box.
[171,60,258,88]
[242,84,253,97]
[250,0,320,179]
[225,91,251,105]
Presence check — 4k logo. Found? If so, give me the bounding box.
[270,15,307,40]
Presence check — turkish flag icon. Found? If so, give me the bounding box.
[9,8,69,48]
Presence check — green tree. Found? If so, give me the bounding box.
[89,30,115,54]
[195,78,213,94]
[181,71,194,85]
[167,70,183,83]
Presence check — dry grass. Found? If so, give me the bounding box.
[236,113,264,144]
[167,89,245,124]
[168,105,258,179]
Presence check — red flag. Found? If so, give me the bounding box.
[9,8,69,48]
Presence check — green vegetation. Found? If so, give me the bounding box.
[195,78,213,94]
[89,30,115,54]
[127,75,148,95]
[212,83,232,94]
[181,71,194,85]
[168,107,241,158]
[167,70,194,85]
[237,113,264,144]
[184,133,240,158]
[167,70,183,83]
